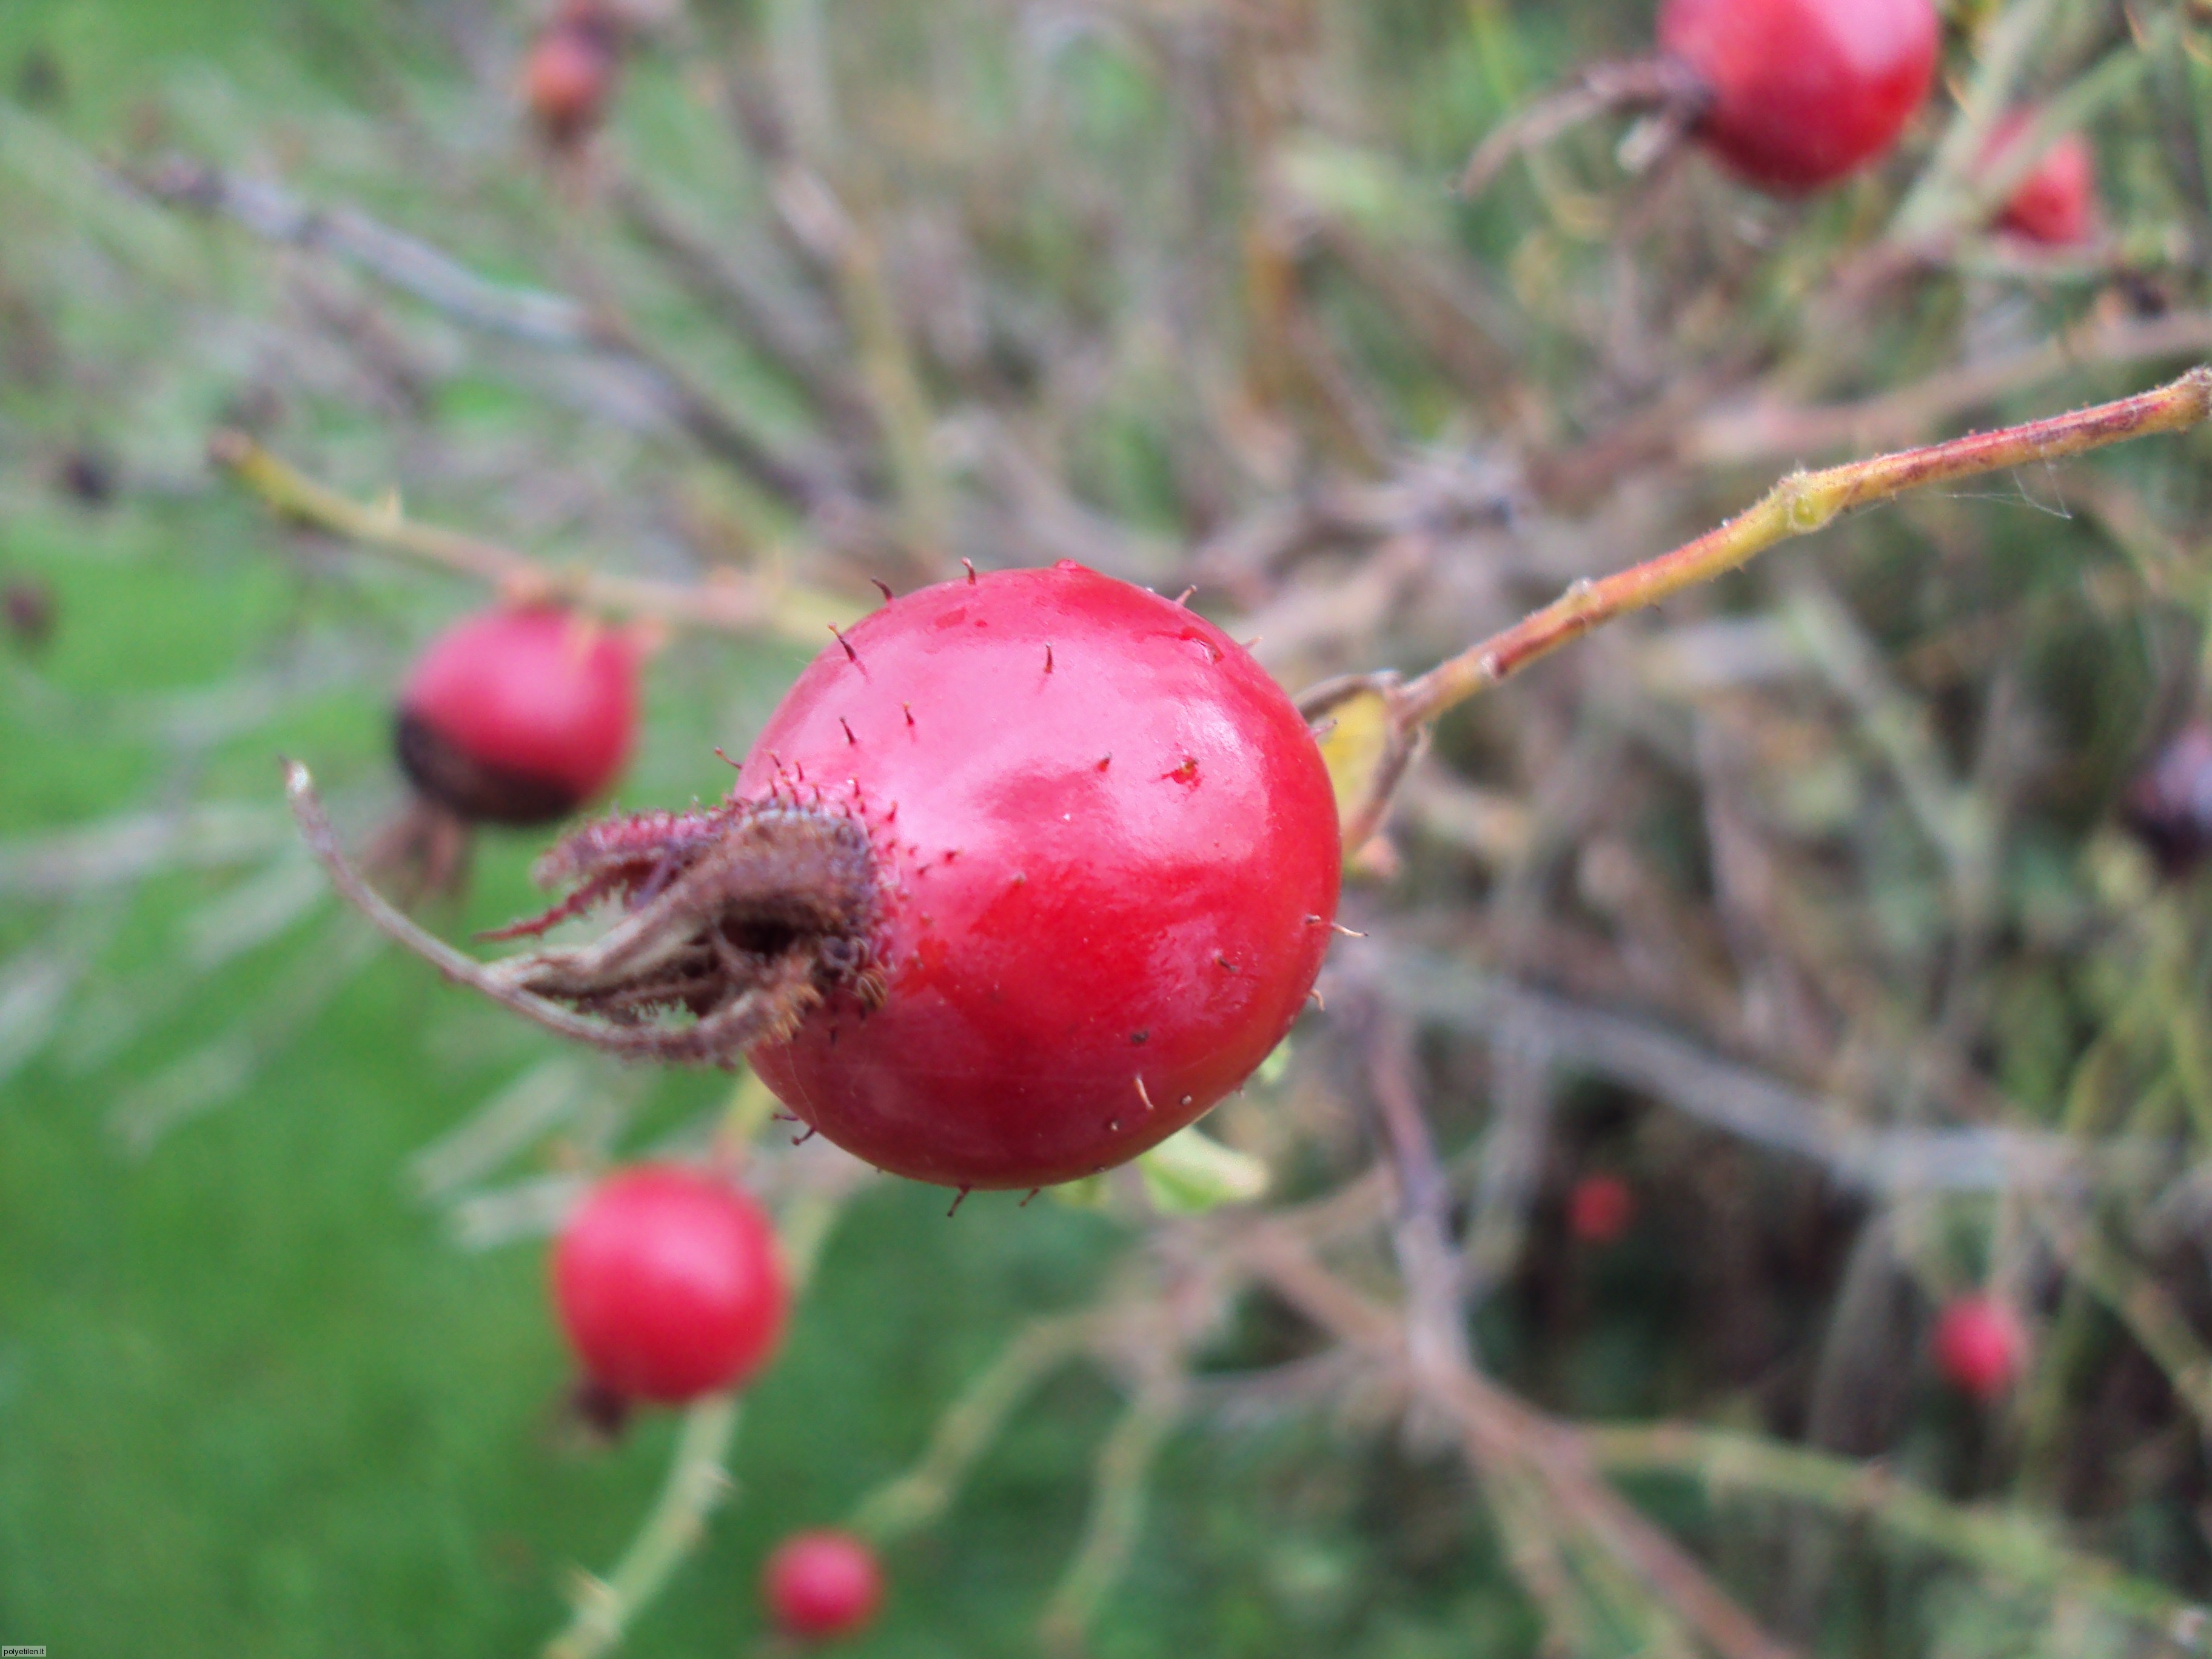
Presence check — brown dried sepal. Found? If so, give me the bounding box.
[484,797,886,1061]
[283,762,881,1068]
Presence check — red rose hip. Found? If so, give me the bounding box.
[740,561,1342,1190]
[1658,0,1939,193]
[551,1164,787,1404]
[762,1530,884,1641]
[1985,110,2097,247]
[1931,1293,2025,1403]
[1566,1173,1635,1244]
[523,4,621,146]
[395,605,638,827]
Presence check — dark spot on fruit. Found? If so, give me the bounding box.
[1164,758,1200,786]
[1130,1030,1149,1045]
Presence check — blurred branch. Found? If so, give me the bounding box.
[1240,1227,1797,1659]
[2031,1201,2212,1438]
[213,432,853,643]
[1316,368,2212,851]
[1586,1424,2212,1647]
[546,1395,742,1659]
[847,1313,1098,1544]
[1376,945,2117,1195]
[0,802,290,895]
[1406,367,2212,722]
[141,157,837,508]
[1689,310,2212,468]
[1036,1367,1188,1659]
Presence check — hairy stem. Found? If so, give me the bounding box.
[216,433,851,645]
[1405,367,2212,723]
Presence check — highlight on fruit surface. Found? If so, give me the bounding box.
[1930,1293,2026,1403]
[551,1164,788,1406]
[761,1530,885,1643]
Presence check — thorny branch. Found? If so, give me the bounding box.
[213,432,853,643]
[1313,367,2212,853]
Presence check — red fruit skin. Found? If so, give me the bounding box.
[1657,0,1939,195]
[1986,112,2097,247]
[551,1165,787,1404]
[523,22,617,144]
[1567,1173,1635,1244]
[397,606,638,826]
[762,1530,884,1641]
[739,562,1342,1191]
[1931,1294,2025,1403]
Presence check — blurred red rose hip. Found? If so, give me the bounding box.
[395,605,638,828]
[1567,1173,1635,1244]
[1985,110,2097,246]
[1931,1293,2025,1402]
[551,1164,787,1405]
[1658,0,1939,193]
[762,1529,884,1642]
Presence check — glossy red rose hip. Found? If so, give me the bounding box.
[1658,0,1939,193]
[396,605,638,827]
[551,1164,787,1404]
[740,561,1342,1190]
[762,1530,884,1641]
[1931,1293,2025,1403]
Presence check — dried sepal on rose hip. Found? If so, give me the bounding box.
[301,561,1342,1193]
[552,1164,788,1410]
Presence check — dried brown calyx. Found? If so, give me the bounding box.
[285,762,881,1064]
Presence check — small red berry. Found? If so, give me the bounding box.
[762,1530,884,1642]
[523,10,620,146]
[551,1165,787,1405]
[1985,110,2097,247]
[1657,0,1939,194]
[1931,1293,2025,1403]
[395,605,639,828]
[737,561,1342,1190]
[1566,1173,1635,1244]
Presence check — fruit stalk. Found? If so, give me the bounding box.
[212,431,850,645]
[1409,366,2212,733]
